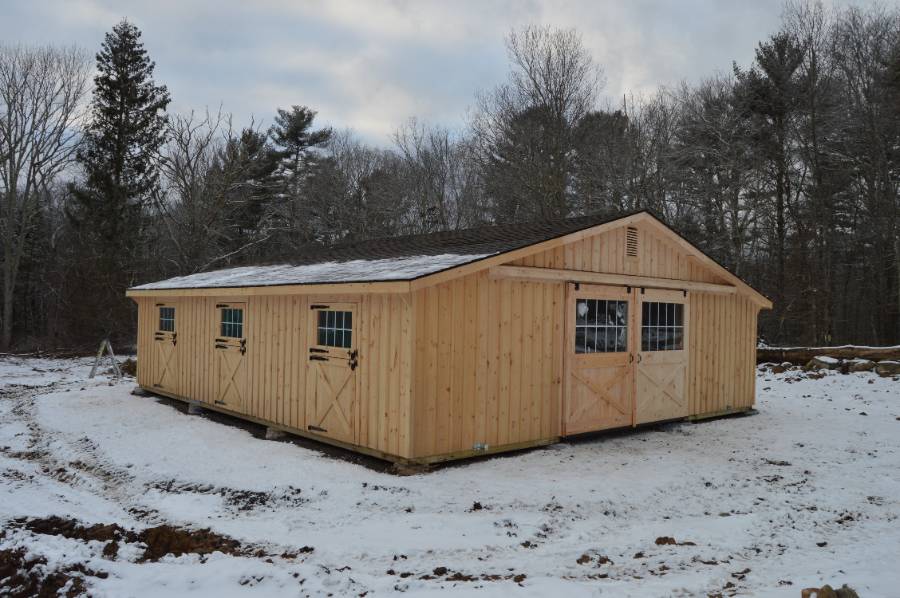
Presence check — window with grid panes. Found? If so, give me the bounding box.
[574,299,628,354]
[158,307,175,332]
[641,302,684,351]
[316,310,353,348]
[220,308,244,339]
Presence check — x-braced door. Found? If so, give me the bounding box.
[635,289,689,424]
[214,302,247,411]
[564,284,634,435]
[153,303,178,392]
[306,303,359,444]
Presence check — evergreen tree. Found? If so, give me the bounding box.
[67,19,170,343]
[735,32,804,342]
[268,106,332,251]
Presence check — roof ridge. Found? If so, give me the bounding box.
[319,210,644,253]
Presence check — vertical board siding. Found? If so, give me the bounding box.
[687,293,758,415]
[136,292,413,459]
[409,222,760,459]
[411,272,563,458]
[136,221,762,463]
[511,223,725,285]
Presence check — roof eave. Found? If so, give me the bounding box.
[126,279,412,298]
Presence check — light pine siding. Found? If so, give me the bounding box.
[408,222,760,459]
[411,272,563,458]
[137,292,414,459]
[135,217,763,463]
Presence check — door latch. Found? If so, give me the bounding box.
[348,349,359,371]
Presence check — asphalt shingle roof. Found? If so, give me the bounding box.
[132,211,642,290]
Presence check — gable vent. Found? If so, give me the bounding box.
[625,226,639,258]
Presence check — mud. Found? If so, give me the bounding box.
[0,547,90,597]
[13,516,253,562]
[386,566,527,585]
[148,479,307,512]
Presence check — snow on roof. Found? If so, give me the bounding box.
[131,253,494,290]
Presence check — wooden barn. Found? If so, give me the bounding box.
[127,211,772,464]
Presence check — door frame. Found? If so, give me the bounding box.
[562,282,637,435]
[213,300,248,410]
[562,283,691,434]
[152,301,178,392]
[634,288,690,424]
[306,301,361,443]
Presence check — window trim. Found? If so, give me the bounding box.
[309,302,357,356]
[574,298,629,354]
[217,304,246,341]
[157,305,176,334]
[640,300,685,352]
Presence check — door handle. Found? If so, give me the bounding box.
[637,354,642,363]
[629,353,634,363]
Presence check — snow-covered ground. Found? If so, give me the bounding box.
[1,356,898,597]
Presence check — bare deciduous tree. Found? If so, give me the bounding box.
[0,44,89,349]
[471,25,604,221]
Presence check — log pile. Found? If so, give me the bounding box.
[757,345,900,365]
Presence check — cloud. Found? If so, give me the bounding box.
[0,0,850,144]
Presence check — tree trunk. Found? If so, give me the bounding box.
[1,269,13,350]
[758,345,900,364]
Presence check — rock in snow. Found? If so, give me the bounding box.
[806,355,841,370]
[847,358,876,373]
[874,360,900,377]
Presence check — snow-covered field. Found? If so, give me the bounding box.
[1,356,898,597]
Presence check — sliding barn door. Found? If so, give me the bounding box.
[635,289,689,424]
[306,303,359,444]
[152,303,178,393]
[564,284,634,435]
[214,302,247,411]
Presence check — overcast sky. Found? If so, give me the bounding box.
[0,0,867,145]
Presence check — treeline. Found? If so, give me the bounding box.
[2,1,900,351]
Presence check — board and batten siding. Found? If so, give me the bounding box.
[136,292,414,458]
[687,293,758,417]
[135,218,764,463]
[411,272,564,458]
[409,221,761,459]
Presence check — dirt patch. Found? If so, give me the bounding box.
[13,516,261,562]
[655,536,697,546]
[0,546,100,597]
[387,566,527,584]
[21,515,122,544]
[148,480,307,512]
[138,525,242,561]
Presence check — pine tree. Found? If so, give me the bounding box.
[67,19,170,342]
[267,106,332,251]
